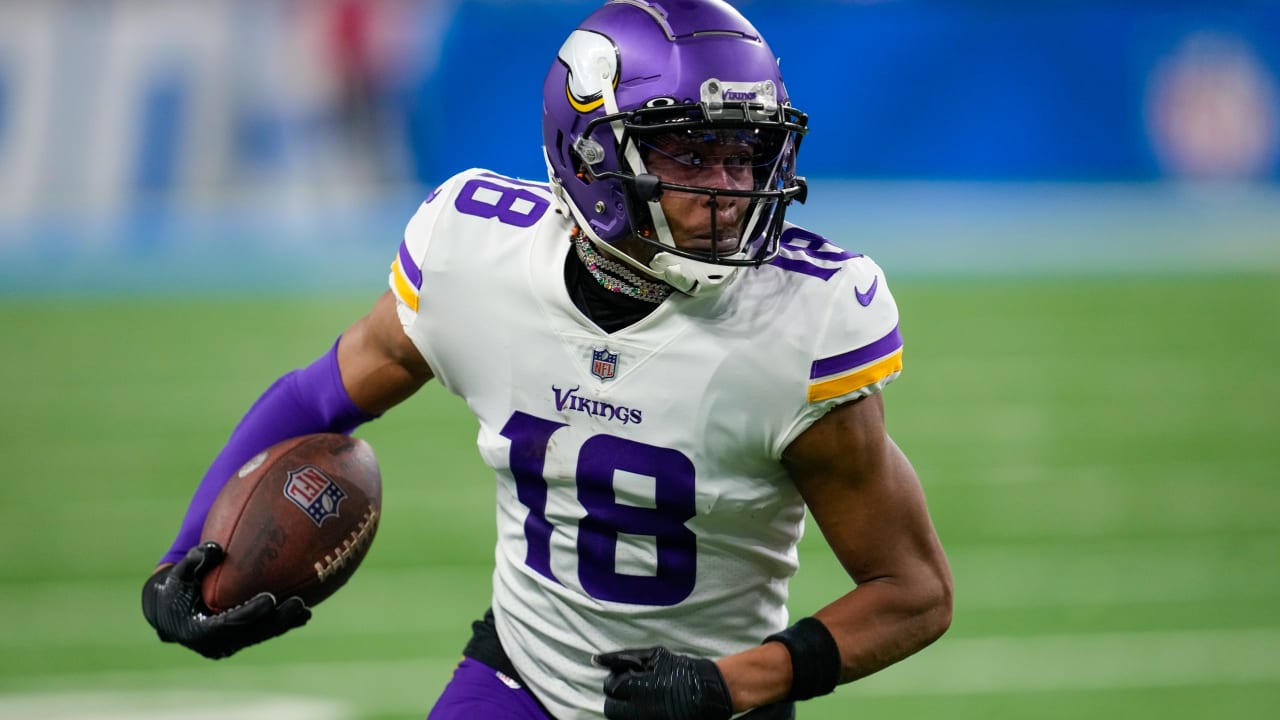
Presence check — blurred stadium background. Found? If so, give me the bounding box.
[1,1,1277,718]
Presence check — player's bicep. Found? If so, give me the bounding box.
[781,395,945,585]
[337,290,434,415]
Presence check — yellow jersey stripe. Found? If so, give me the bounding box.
[391,258,420,312]
[807,349,903,403]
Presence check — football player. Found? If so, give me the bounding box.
[142,2,953,719]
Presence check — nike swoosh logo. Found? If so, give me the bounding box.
[855,275,879,306]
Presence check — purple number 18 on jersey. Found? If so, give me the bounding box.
[500,411,698,606]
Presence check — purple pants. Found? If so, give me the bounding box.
[427,657,797,719]
[427,658,556,720]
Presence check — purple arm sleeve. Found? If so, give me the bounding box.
[159,337,378,565]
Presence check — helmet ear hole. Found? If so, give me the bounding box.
[552,130,567,166]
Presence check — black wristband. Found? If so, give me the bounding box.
[763,616,842,702]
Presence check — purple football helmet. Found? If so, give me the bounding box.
[542,0,808,295]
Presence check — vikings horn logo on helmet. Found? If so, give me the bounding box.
[560,30,619,113]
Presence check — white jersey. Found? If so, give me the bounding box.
[389,169,903,720]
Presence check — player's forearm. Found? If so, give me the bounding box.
[718,573,951,713]
[716,568,952,714]
[716,639,793,712]
[158,338,378,565]
[815,569,953,683]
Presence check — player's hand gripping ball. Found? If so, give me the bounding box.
[141,541,311,659]
[200,433,383,611]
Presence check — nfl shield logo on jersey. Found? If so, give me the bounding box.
[591,347,619,381]
[284,465,348,526]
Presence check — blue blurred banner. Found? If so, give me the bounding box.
[0,0,1277,214]
[415,0,1280,183]
[0,0,1277,292]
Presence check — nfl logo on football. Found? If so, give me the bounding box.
[591,347,618,381]
[284,465,348,526]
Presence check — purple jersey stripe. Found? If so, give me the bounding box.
[398,241,423,290]
[770,255,840,281]
[810,325,903,379]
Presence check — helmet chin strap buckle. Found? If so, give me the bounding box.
[649,252,738,296]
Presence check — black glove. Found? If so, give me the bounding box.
[596,646,733,720]
[141,541,311,659]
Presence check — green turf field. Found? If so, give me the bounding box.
[1,274,1277,719]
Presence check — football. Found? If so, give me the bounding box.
[200,433,382,612]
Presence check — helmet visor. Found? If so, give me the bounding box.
[578,101,807,266]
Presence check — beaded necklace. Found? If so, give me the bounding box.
[572,231,673,304]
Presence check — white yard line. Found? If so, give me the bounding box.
[2,627,1277,717]
[0,657,452,718]
[0,691,346,720]
[854,626,1280,696]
